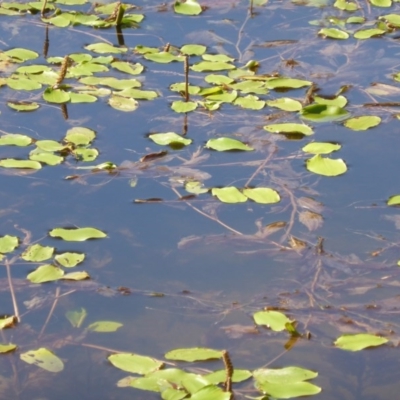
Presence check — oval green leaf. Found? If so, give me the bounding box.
[49,227,107,241]
[0,159,41,169]
[300,104,349,122]
[253,310,293,332]
[87,321,123,332]
[0,235,18,253]
[65,127,96,146]
[174,0,203,15]
[55,252,85,267]
[306,155,347,176]
[302,142,341,154]
[109,95,138,112]
[21,244,54,262]
[344,116,381,131]
[20,348,64,372]
[109,353,163,374]
[243,188,280,204]
[165,347,223,362]
[0,134,32,146]
[171,101,198,113]
[27,264,64,283]
[264,123,313,135]
[206,137,253,151]
[354,29,385,39]
[149,132,192,146]
[334,333,388,351]
[212,187,247,203]
[388,194,400,206]
[318,28,349,39]
[266,97,302,111]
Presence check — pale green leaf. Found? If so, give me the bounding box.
[62,271,90,280]
[211,187,247,203]
[5,48,38,61]
[174,0,203,15]
[191,61,235,72]
[49,227,106,241]
[314,95,347,108]
[234,95,265,110]
[388,194,400,206]
[165,348,223,362]
[344,116,381,131]
[109,353,163,374]
[20,348,64,372]
[85,43,127,54]
[300,104,349,122]
[55,252,85,267]
[171,101,198,113]
[43,88,70,104]
[0,159,41,169]
[149,132,192,146]
[318,28,349,39]
[112,61,144,75]
[205,137,253,151]
[302,142,341,154]
[0,134,32,146]
[243,188,280,204]
[65,308,87,328]
[109,95,138,112]
[21,244,54,262]
[180,44,207,55]
[354,28,385,39]
[27,264,64,283]
[0,235,18,253]
[0,343,17,353]
[306,155,347,176]
[253,310,293,331]
[7,101,40,112]
[65,127,96,146]
[263,123,313,135]
[334,333,388,351]
[266,97,302,111]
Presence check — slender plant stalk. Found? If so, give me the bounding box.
[38,287,60,339]
[5,259,20,322]
[43,24,49,58]
[41,0,48,17]
[184,55,189,102]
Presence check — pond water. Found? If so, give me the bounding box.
[0,0,400,399]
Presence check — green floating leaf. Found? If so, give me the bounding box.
[185,181,208,194]
[211,187,247,204]
[253,367,321,398]
[264,123,313,135]
[266,97,302,111]
[165,347,223,362]
[256,380,321,398]
[0,316,15,329]
[344,115,381,131]
[370,0,391,7]
[70,92,97,104]
[144,52,183,63]
[149,132,192,147]
[112,61,144,75]
[0,159,41,169]
[109,353,163,374]
[55,252,85,267]
[306,155,347,176]
[85,43,127,54]
[318,28,349,39]
[170,82,201,95]
[27,264,64,283]
[20,348,64,372]
[21,244,54,262]
[253,310,293,332]
[191,386,231,400]
[205,369,252,384]
[4,48,39,62]
[35,140,66,152]
[174,0,203,15]
[127,368,191,391]
[300,104,349,122]
[65,127,96,146]
[7,101,40,111]
[230,80,268,94]
[380,13,400,26]
[203,54,234,63]
[0,343,17,354]
[205,74,234,85]
[49,227,106,242]
[314,95,347,108]
[109,95,138,112]
[265,77,312,89]
[80,76,141,89]
[334,0,358,10]
[191,61,235,72]
[87,321,123,333]
[74,148,99,162]
[206,90,237,103]
[0,134,32,146]
[347,16,365,23]
[334,333,388,351]
[65,308,87,328]
[388,194,400,206]
[43,88,70,104]
[205,137,253,151]
[0,235,18,253]
[62,271,90,280]
[354,28,385,39]
[234,95,265,110]
[302,142,341,154]
[171,101,198,113]
[29,152,63,166]
[7,77,42,91]
[243,188,280,204]
[180,44,207,55]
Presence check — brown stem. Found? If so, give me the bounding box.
[184,55,189,102]
[38,287,60,339]
[5,259,19,322]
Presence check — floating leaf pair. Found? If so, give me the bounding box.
[212,187,280,204]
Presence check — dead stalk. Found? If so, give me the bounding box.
[5,259,20,322]
[38,287,60,339]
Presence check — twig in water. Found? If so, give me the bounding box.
[38,287,60,339]
[5,259,20,322]
[184,55,190,102]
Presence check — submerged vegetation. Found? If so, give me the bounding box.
[0,0,400,398]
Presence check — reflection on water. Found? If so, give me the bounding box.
[0,0,400,398]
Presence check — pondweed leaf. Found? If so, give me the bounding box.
[205,137,253,151]
[212,187,247,203]
[49,227,107,241]
[306,155,347,176]
[387,194,400,206]
[302,142,341,154]
[334,333,388,351]
[344,116,381,131]
[27,264,64,283]
[108,353,163,374]
[253,310,294,332]
[87,321,122,332]
[21,244,54,262]
[165,347,223,362]
[0,235,18,253]
[20,348,64,372]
